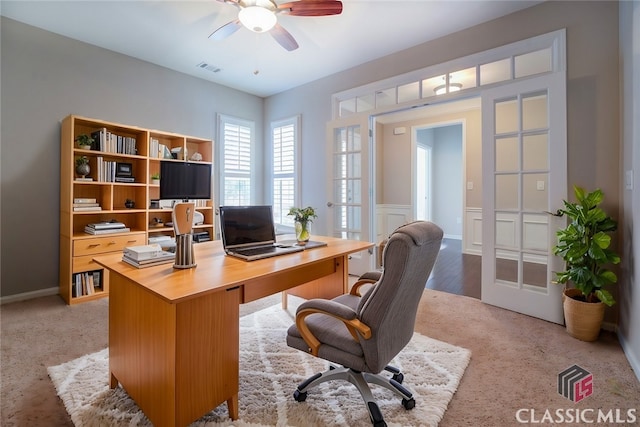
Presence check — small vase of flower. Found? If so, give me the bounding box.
[288,206,317,246]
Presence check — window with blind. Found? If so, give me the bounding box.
[271,116,300,226]
[218,115,255,206]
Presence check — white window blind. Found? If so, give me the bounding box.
[271,117,300,225]
[219,116,254,206]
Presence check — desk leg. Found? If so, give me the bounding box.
[110,373,118,389]
[281,291,288,310]
[227,394,239,420]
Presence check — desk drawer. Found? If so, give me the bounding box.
[242,258,337,303]
[74,233,145,256]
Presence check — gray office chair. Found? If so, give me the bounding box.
[286,221,443,427]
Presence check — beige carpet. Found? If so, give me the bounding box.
[48,302,471,427]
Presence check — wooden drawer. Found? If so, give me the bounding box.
[72,254,104,273]
[73,233,145,257]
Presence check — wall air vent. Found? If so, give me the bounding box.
[196,62,221,73]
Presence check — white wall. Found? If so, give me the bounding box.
[619,0,640,381]
[431,125,463,239]
[0,17,264,297]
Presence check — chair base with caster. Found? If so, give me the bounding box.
[292,364,416,427]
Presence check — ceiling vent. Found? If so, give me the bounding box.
[196,62,221,73]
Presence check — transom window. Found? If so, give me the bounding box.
[335,30,559,118]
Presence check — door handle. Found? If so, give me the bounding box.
[327,202,334,207]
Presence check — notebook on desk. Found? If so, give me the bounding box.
[219,205,304,261]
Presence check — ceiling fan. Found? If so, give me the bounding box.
[209,0,343,51]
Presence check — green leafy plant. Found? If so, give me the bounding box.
[75,156,89,167]
[287,206,317,224]
[151,172,160,180]
[553,186,620,306]
[75,134,94,148]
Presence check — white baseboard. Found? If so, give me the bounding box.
[443,234,462,240]
[617,332,640,382]
[0,287,59,305]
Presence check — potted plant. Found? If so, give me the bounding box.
[288,206,317,245]
[552,186,620,341]
[75,134,94,150]
[150,172,160,185]
[75,156,90,178]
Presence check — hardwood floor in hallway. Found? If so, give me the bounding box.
[427,238,481,299]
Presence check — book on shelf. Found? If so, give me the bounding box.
[150,137,160,159]
[122,253,174,268]
[91,128,137,155]
[73,202,99,207]
[86,221,126,230]
[75,177,93,182]
[85,226,130,235]
[96,157,117,182]
[74,206,102,212]
[74,198,97,204]
[71,270,102,298]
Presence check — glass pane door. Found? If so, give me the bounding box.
[481,73,566,324]
[327,116,372,276]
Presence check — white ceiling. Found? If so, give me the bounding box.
[1,0,541,98]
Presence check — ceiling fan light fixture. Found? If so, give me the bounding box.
[239,6,277,33]
[434,82,462,95]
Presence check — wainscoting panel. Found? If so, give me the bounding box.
[376,204,412,243]
[463,208,548,263]
[464,208,482,255]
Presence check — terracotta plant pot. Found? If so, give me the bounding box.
[562,288,606,342]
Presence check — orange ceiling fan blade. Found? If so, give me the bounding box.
[270,23,299,51]
[209,19,243,40]
[278,0,343,17]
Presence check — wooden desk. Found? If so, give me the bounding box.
[94,236,372,427]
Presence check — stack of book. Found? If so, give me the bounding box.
[84,221,130,235]
[73,198,102,212]
[122,244,175,268]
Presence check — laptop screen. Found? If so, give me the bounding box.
[219,205,276,249]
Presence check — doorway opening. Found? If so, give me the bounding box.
[372,98,481,298]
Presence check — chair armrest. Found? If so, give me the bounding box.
[350,271,382,296]
[295,300,372,357]
[350,279,376,296]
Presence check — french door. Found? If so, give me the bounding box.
[481,73,567,324]
[326,116,373,276]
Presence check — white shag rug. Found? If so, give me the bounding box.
[48,303,471,427]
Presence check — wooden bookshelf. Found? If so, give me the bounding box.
[60,115,214,304]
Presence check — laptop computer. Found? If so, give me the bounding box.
[219,205,304,261]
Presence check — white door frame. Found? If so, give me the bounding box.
[415,141,432,221]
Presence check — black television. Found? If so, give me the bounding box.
[159,161,212,200]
